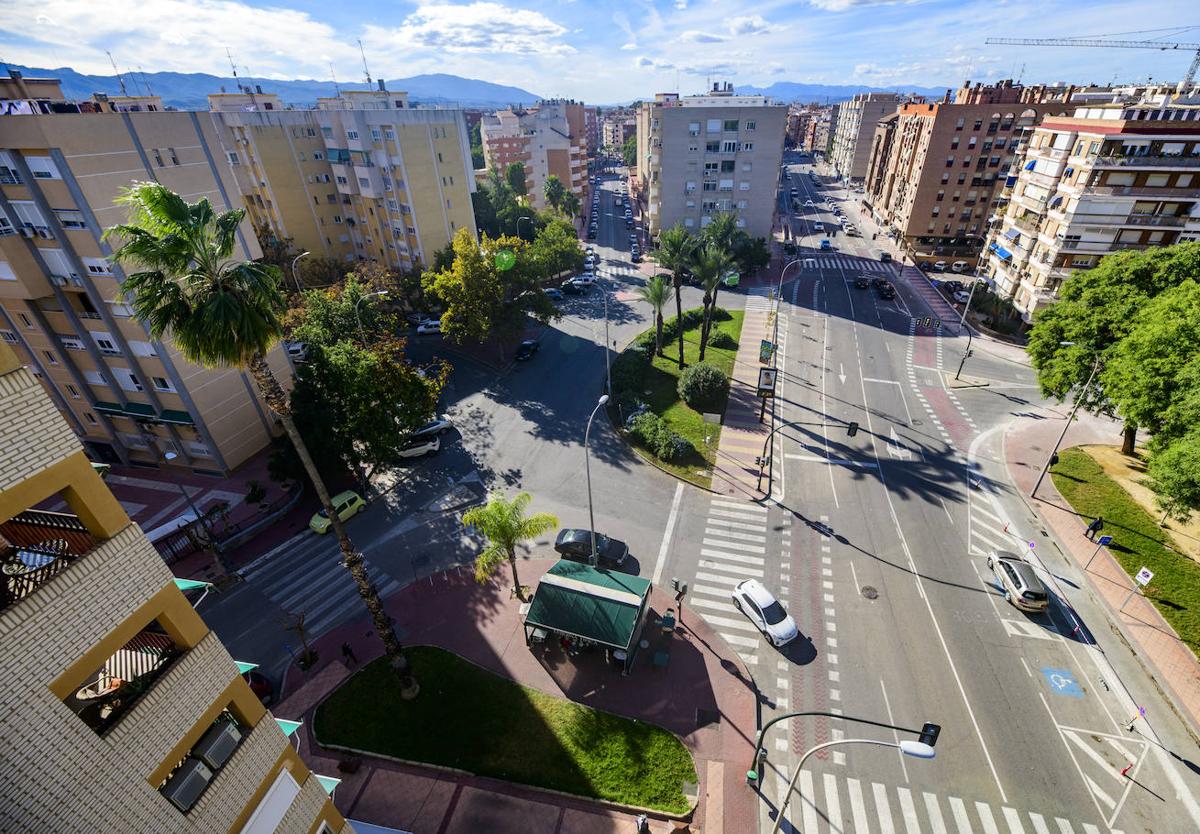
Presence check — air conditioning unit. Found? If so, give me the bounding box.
[192,719,243,769]
[160,757,212,812]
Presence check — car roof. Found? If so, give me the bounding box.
[737,578,777,607]
[998,555,1044,587]
[331,490,360,503]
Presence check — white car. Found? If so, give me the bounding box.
[573,273,596,286]
[814,222,824,231]
[396,435,439,459]
[412,415,453,438]
[731,579,799,647]
[953,289,972,304]
[416,318,441,334]
[804,199,814,207]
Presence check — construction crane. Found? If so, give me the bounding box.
[984,36,1200,91]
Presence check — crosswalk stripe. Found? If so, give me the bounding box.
[704,527,767,543]
[924,792,948,834]
[1080,826,1099,834]
[973,529,1012,553]
[847,778,870,833]
[692,583,735,599]
[1028,813,1051,834]
[699,613,759,633]
[898,786,921,834]
[949,797,973,833]
[718,631,760,648]
[1003,807,1026,834]
[825,773,844,833]
[709,507,770,523]
[275,574,355,614]
[698,559,763,578]
[705,517,769,532]
[976,801,1000,834]
[1053,818,1073,834]
[711,498,767,513]
[800,769,820,834]
[691,597,739,614]
[699,548,766,566]
[695,570,749,585]
[702,537,766,554]
[875,781,896,834]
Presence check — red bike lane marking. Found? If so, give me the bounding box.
[921,385,974,450]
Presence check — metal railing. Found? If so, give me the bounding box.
[1094,153,1200,168]
[0,510,100,613]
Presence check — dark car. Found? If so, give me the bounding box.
[586,228,597,239]
[879,252,893,263]
[242,670,274,705]
[854,274,871,289]
[631,249,642,263]
[943,280,965,294]
[554,528,629,568]
[877,281,896,299]
[515,339,540,361]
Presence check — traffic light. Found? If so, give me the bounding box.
[847,421,860,437]
[919,722,942,748]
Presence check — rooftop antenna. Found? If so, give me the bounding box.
[106,51,128,96]
[137,66,155,97]
[329,62,341,96]
[358,39,372,86]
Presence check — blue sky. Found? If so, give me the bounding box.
[1,1,1196,102]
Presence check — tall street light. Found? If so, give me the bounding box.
[162,451,213,538]
[516,215,534,240]
[584,394,609,566]
[291,251,311,292]
[354,290,389,342]
[1032,342,1102,499]
[953,277,983,381]
[770,738,936,834]
[601,274,612,395]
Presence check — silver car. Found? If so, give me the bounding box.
[987,552,1049,613]
[731,579,799,646]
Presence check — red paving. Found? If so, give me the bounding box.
[273,559,758,834]
[921,386,974,450]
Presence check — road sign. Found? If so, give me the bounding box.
[757,367,778,398]
[1040,667,1084,698]
[1135,566,1154,587]
[1097,534,1113,547]
[759,340,774,364]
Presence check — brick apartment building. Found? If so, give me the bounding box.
[480,100,588,210]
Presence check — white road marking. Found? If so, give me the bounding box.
[695,572,743,586]
[924,792,948,834]
[704,528,767,544]
[976,801,1000,834]
[1002,806,1027,834]
[706,517,768,532]
[898,787,921,834]
[824,773,844,832]
[711,498,767,513]
[709,507,770,523]
[880,677,910,783]
[699,548,765,566]
[1028,813,1051,834]
[701,613,760,633]
[718,632,760,648]
[691,598,739,614]
[698,560,763,578]
[948,796,973,833]
[847,777,870,833]
[874,781,896,834]
[800,770,820,834]
[784,454,879,468]
[652,483,684,587]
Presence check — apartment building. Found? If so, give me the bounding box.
[480,100,588,210]
[830,93,902,181]
[0,71,292,475]
[584,106,600,154]
[983,87,1200,321]
[211,81,477,274]
[863,80,1076,266]
[0,339,349,832]
[636,84,787,240]
[603,116,636,149]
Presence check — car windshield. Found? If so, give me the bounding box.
[761,601,788,625]
[317,507,330,519]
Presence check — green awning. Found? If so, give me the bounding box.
[123,402,156,418]
[173,578,212,593]
[524,560,651,652]
[158,409,194,425]
[93,401,125,416]
[276,718,303,737]
[236,661,259,675]
[316,775,341,795]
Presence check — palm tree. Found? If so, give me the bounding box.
[654,224,696,367]
[104,183,420,698]
[691,242,736,361]
[462,492,558,601]
[636,274,671,356]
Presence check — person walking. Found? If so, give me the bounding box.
[341,641,358,666]
[1085,516,1104,541]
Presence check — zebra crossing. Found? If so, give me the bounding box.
[805,254,897,274]
[772,770,1116,834]
[745,285,776,313]
[239,535,403,637]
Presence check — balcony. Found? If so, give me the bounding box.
[1028,146,1069,161]
[1057,239,1148,253]
[1083,184,1198,199]
[1010,213,1041,234]
[63,624,181,735]
[1093,153,1200,169]
[1,510,98,613]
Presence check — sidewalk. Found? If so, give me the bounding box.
[274,559,758,834]
[1003,412,1200,737]
[710,295,773,500]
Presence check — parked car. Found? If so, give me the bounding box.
[412,416,453,438]
[804,199,814,207]
[631,249,642,263]
[933,260,947,272]
[309,490,366,534]
[951,260,969,273]
[573,273,596,286]
[987,552,1050,613]
[396,435,440,459]
[242,670,274,705]
[820,239,833,251]
[587,228,597,239]
[285,341,308,362]
[545,287,564,300]
[952,289,972,304]
[854,274,871,289]
[562,279,590,295]
[814,222,824,232]
[554,528,630,568]
[625,218,634,228]
[731,579,799,647]
[416,318,442,335]
[515,339,540,361]
[942,280,965,293]
[880,252,892,263]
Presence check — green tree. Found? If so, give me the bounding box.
[636,274,671,357]
[560,191,580,220]
[654,224,698,368]
[732,234,771,276]
[701,211,739,254]
[1146,434,1200,524]
[1028,242,1200,454]
[104,182,420,698]
[690,242,736,361]
[462,491,558,601]
[622,134,637,168]
[544,175,567,214]
[471,187,501,239]
[505,161,528,197]
[469,121,485,169]
[527,218,585,280]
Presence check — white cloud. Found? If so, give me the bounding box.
[620,42,638,50]
[809,0,917,11]
[728,15,770,35]
[674,0,688,7]
[371,2,574,56]
[636,55,675,71]
[681,30,728,43]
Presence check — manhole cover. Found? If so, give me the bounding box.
[862,586,879,600]
[696,708,721,728]
[912,419,924,426]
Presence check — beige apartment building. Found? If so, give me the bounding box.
[211,81,477,274]
[830,93,902,181]
[480,100,588,210]
[0,71,292,476]
[603,116,636,150]
[636,84,787,240]
[983,87,1200,321]
[863,80,1076,266]
[0,339,350,833]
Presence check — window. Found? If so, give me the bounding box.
[335,176,348,185]
[941,173,950,184]
[718,179,733,192]
[0,329,15,343]
[687,143,699,153]
[973,119,983,131]
[94,337,119,354]
[313,151,324,161]
[950,138,959,150]
[43,350,58,365]
[936,191,944,201]
[152,376,174,392]
[741,142,754,152]
[746,120,756,131]
[55,209,86,229]
[957,173,967,185]
[60,336,85,351]
[932,205,941,216]
[18,312,32,329]
[968,136,977,148]
[702,182,717,191]
[739,182,750,191]
[26,156,61,179]
[721,160,736,173]
[83,258,111,276]
[706,141,720,153]
[706,119,722,133]
[371,129,382,141]
[346,130,359,140]
[723,119,739,132]
[84,412,97,425]
[684,217,696,228]
[946,156,955,167]
[742,162,752,172]
[688,121,701,136]
[66,383,79,398]
[385,129,396,140]
[358,177,370,187]
[955,117,965,131]
[226,151,240,166]
[0,152,21,184]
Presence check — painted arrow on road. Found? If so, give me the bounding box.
[838,363,846,384]
[888,427,912,459]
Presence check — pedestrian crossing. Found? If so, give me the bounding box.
[773,770,1116,834]
[240,534,403,637]
[745,285,775,312]
[804,254,897,274]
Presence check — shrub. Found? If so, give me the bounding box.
[706,331,737,350]
[657,432,694,463]
[611,347,651,395]
[627,412,693,463]
[678,362,729,411]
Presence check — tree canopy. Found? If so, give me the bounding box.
[505,161,528,196]
[622,134,637,168]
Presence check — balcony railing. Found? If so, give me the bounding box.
[1058,239,1149,253]
[1083,184,1198,199]
[1028,146,1069,160]
[64,628,181,735]
[1093,153,1200,168]
[1,510,98,613]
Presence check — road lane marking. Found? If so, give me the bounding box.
[800,770,820,834]
[699,613,760,633]
[718,632,760,648]
[1002,806,1027,834]
[695,572,742,587]
[652,483,684,587]
[706,517,768,532]
[924,791,948,834]
[976,801,1000,834]
[847,777,870,833]
[700,548,766,565]
[784,454,878,468]
[704,527,767,544]
[698,560,763,578]
[712,498,767,513]
[948,796,972,833]
[709,508,770,523]
[824,773,844,833]
[873,781,896,834]
[898,787,921,834]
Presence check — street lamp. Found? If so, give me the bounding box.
[516,215,534,240]
[163,451,212,536]
[953,278,983,381]
[770,738,935,834]
[1031,342,1102,499]
[584,394,609,567]
[601,274,612,395]
[354,290,389,342]
[291,251,311,292]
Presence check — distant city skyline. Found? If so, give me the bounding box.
[1,1,1196,103]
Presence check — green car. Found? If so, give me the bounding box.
[309,490,366,534]
[722,270,740,288]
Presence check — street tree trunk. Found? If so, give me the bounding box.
[698,290,713,362]
[655,311,664,357]
[1121,424,1137,456]
[507,548,526,601]
[248,353,419,698]
[673,273,685,368]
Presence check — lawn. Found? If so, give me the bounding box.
[313,647,697,814]
[1051,448,1200,655]
[612,307,744,488]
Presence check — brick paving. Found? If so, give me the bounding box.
[273,558,758,834]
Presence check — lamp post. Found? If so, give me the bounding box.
[162,451,212,536]
[517,215,534,240]
[601,274,612,395]
[1032,344,1102,499]
[770,738,935,834]
[584,395,609,566]
[290,251,311,292]
[354,290,389,342]
[953,278,983,381]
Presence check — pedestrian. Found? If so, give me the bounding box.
[1085,516,1104,541]
[341,641,358,666]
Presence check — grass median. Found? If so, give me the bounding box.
[313,646,697,813]
[1051,447,1200,655]
[610,306,744,488]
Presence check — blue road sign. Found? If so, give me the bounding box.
[1098,535,1113,547]
[1041,667,1084,698]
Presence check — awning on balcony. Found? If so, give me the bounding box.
[992,245,1013,261]
[158,409,195,425]
[1005,176,1018,187]
[1024,160,1036,171]
[235,661,259,675]
[316,775,342,796]
[1049,196,1064,209]
[173,577,213,608]
[1003,228,1020,241]
[124,402,156,419]
[93,401,125,417]
[276,718,303,737]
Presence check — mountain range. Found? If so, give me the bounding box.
[3,64,541,110]
[734,82,950,103]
